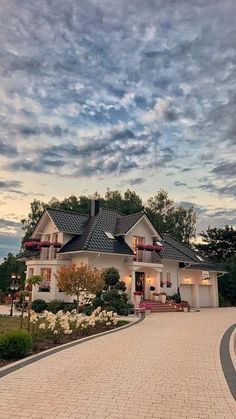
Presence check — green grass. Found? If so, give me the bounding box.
[0,316,27,335]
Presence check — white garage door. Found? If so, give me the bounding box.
[199,285,210,307]
[180,285,193,306]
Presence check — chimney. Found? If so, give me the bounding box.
[91,199,100,217]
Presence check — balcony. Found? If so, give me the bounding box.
[125,251,163,269]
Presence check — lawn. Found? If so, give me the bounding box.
[0,316,27,335]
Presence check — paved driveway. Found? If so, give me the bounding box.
[0,308,235,419]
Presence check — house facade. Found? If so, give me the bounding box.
[19,200,225,308]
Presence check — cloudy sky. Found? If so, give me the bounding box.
[0,0,236,259]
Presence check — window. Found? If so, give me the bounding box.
[166,273,172,288]
[51,232,58,259]
[41,234,51,259]
[105,232,115,239]
[132,236,144,262]
[39,268,51,292]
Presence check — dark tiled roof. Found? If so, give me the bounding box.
[59,208,133,255]
[17,249,40,261]
[185,261,226,272]
[115,213,144,235]
[160,234,225,271]
[159,240,197,263]
[47,208,89,235]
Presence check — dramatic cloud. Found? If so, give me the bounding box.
[0,0,236,255]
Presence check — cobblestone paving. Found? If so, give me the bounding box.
[0,308,235,419]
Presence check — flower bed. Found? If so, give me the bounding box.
[0,308,128,368]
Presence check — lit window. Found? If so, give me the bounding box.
[39,268,51,292]
[105,232,115,239]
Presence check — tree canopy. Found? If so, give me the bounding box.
[0,253,26,293]
[196,225,236,306]
[21,188,196,244]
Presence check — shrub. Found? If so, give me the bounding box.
[32,299,48,313]
[83,305,93,316]
[63,302,78,312]
[0,330,32,359]
[103,267,120,287]
[47,300,65,314]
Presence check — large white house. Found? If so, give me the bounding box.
[19,200,225,308]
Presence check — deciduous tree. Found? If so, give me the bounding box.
[56,264,104,312]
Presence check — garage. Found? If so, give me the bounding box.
[199,285,210,307]
[180,285,193,306]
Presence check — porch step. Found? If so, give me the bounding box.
[140,300,180,313]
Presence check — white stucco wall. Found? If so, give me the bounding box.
[161,260,179,296]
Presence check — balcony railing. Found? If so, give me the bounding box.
[125,251,161,264]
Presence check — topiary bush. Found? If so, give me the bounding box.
[47,300,65,313]
[0,330,32,359]
[63,302,78,312]
[93,267,133,315]
[31,299,48,313]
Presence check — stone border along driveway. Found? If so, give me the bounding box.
[220,324,236,401]
[0,314,144,379]
[0,308,235,419]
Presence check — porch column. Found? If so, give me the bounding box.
[209,277,218,307]
[155,271,161,294]
[192,284,200,308]
[130,270,136,302]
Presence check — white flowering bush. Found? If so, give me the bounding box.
[78,289,95,306]
[30,307,118,343]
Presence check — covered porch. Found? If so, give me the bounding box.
[124,258,163,302]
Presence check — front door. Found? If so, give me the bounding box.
[135,272,145,299]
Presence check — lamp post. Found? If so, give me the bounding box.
[9,274,20,316]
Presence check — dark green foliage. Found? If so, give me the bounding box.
[196,226,236,306]
[103,267,120,287]
[93,267,134,315]
[170,293,181,303]
[115,281,126,291]
[31,299,47,313]
[83,305,93,316]
[47,300,66,314]
[0,330,32,359]
[63,302,77,312]
[196,225,236,261]
[218,256,236,306]
[0,253,26,292]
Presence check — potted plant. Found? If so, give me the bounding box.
[160,280,165,288]
[160,292,167,304]
[133,291,143,305]
[166,280,172,288]
[149,286,155,300]
[139,302,152,314]
[153,293,160,302]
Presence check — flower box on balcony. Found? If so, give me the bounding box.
[136,243,163,252]
[51,242,62,248]
[24,241,41,250]
[40,241,51,248]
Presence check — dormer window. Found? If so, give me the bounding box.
[105,232,115,239]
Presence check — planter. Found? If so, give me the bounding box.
[160,294,167,304]
[134,294,142,305]
[183,306,188,312]
[153,295,159,302]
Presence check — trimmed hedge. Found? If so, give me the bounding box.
[0,330,32,359]
[31,299,48,313]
